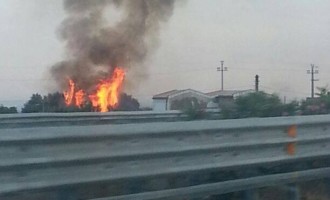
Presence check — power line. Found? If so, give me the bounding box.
[259,85,309,96]
[3,64,330,82]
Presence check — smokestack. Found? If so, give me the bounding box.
[255,74,259,92]
[51,0,175,93]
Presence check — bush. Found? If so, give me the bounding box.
[171,97,206,120]
[0,105,18,114]
[235,92,283,118]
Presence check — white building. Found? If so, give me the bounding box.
[206,89,254,101]
[152,89,256,111]
[206,89,255,108]
[152,89,211,111]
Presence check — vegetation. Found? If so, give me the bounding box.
[220,92,300,119]
[171,97,206,119]
[235,92,284,118]
[0,105,18,114]
[21,93,44,113]
[21,92,140,113]
[18,87,330,117]
[114,93,140,111]
[219,87,330,119]
[299,86,330,115]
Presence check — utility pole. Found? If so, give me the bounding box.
[217,61,227,90]
[255,75,259,92]
[307,64,319,98]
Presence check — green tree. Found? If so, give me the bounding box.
[220,101,239,119]
[316,86,330,111]
[300,86,330,115]
[0,105,18,114]
[315,86,330,97]
[282,100,300,116]
[300,98,325,115]
[235,92,283,118]
[43,92,66,112]
[171,97,206,119]
[43,92,95,112]
[21,93,44,113]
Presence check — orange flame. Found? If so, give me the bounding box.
[89,67,125,112]
[75,90,85,108]
[63,79,75,106]
[63,67,125,112]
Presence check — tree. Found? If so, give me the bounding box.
[43,92,66,112]
[300,86,330,115]
[171,97,206,119]
[316,86,330,111]
[0,105,18,114]
[220,101,239,119]
[315,86,330,97]
[42,92,91,112]
[282,100,300,116]
[235,92,283,118]
[21,93,44,113]
[300,98,325,115]
[22,92,140,113]
[114,93,140,111]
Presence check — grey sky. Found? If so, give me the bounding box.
[1,0,330,108]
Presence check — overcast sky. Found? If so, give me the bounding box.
[1,0,330,108]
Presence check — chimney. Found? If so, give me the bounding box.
[255,75,259,92]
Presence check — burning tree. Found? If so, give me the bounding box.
[22,92,140,113]
[114,93,140,111]
[50,0,176,112]
[62,68,125,112]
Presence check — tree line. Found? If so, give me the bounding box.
[3,87,330,116]
[221,87,330,119]
[0,92,140,114]
[172,87,330,119]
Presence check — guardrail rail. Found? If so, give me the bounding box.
[0,111,189,128]
[0,114,330,199]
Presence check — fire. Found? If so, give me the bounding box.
[75,90,85,108]
[63,79,75,106]
[63,67,125,112]
[89,68,125,112]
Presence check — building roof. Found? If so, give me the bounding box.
[153,89,254,100]
[152,90,183,99]
[152,89,211,100]
[206,89,254,98]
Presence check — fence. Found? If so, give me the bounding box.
[0,111,188,128]
[0,113,330,199]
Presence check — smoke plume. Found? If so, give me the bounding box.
[51,0,175,93]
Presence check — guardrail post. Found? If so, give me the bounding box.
[244,189,259,200]
[57,188,77,200]
[326,179,330,196]
[287,184,300,200]
[279,184,300,200]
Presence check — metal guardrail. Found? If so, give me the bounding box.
[0,114,330,199]
[96,167,330,200]
[0,111,190,128]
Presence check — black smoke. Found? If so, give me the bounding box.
[51,0,175,93]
